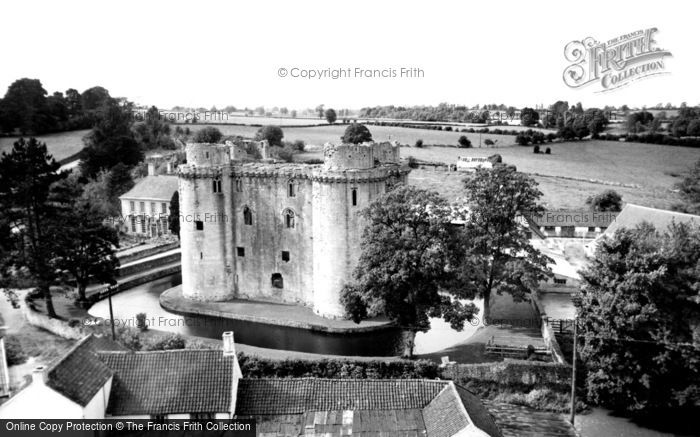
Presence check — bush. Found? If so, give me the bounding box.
[193,126,223,143]
[116,327,142,351]
[341,123,373,144]
[484,139,495,146]
[545,147,551,154]
[255,125,284,147]
[144,333,186,351]
[516,134,530,146]
[291,140,305,152]
[5,336,27,366]
[533,145,540,154]
[136,313,148,331]
[237,354,438,379]
[406,156,419,169]
[415,139,424,148]
[457,135,472,148]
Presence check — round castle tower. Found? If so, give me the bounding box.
[179,143,236,301]
[311,142,406,318]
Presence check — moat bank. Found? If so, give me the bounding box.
[88,274,485,356]
[160,285,393,333]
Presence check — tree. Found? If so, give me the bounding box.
[82,163,135,218]
[169,191,180,239]
[457,135,472,148]
[674,159,700,214]
[0,78,53,134]
[0,138,68,318]
[457,166,552,321]
[81,86,111,112]
[193,126,223,143]
[316,104,325,119]
[585,189,623,212]
[341,186,478,357]
[254,125,284,147]
[577,223,700,414]
[325,108,337,124]
[52,177,119,303]
[341,123,373,144]
[626,111,654,133]
[64,88,82,117]
[520,107,540,127]
[81,98,142,177]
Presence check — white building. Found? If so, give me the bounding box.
[118,163,178,238]
[456,156,494,171]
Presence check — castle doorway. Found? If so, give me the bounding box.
[271,273,283,289]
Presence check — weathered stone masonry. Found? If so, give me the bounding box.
[178,141,410,318]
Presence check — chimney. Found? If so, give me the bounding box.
[222,331,236,357]
[147,162,156,176]
[32,366,46,385]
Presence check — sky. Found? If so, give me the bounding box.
[0,0,697,111]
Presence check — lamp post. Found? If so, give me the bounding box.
[570,315,577,425]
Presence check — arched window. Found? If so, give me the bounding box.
[283,209,295,229]
[243,206,253,225]
[235,178,243,192]
[287,180,296,197]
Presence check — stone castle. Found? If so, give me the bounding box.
[178,140,410,318]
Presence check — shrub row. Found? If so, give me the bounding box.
[237,354,439,379]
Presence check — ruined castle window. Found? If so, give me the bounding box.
[281,251,290,262]
[205,152,209,159]
[284,209,295,228]
[235,179,242,192]
[271,273,284,289]
[351,188,357,206]
[287,180,296,197]
[237,247,245,257]
[195,220,204,231]
[212,178,222,193]
[243,207,253,225]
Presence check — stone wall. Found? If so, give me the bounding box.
[442,360,571,390]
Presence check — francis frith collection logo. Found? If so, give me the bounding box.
[563,28,672,92]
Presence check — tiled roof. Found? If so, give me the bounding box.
[238,379,501,437]
[422,384,470,437]
[98,350,235,415]
[455,386,503,437]
[46,334,126,407]
[118,175,178,201]
[601,203,699,236]
[236,378,448,415]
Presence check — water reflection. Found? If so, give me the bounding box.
[89,274,481,356]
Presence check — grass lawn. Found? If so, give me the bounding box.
[0,129,89,161]
[298,139,698,210]
[190,123,521,148]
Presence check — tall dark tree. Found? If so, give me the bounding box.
[341,186,477,357]
[457,166,552,321]
[577,223,700,413]
[0,78,53,134]
[52,177,120,303]
[520,107,540,127]
[81,86,111,112]
[80,98,142,177]
[341,123,373,144]
[254,125,284,147]
[64,88,82,117]
[169,191,180,239]
[0,138,68,317]
[325,108,337,124]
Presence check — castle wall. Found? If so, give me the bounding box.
[233,172,314,306]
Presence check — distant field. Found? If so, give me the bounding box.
[191,123,520,147]
[0,129,89,161]
[297,140,699,210]
[172,115,329,126]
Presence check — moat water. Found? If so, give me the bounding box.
[88,273,483,356]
